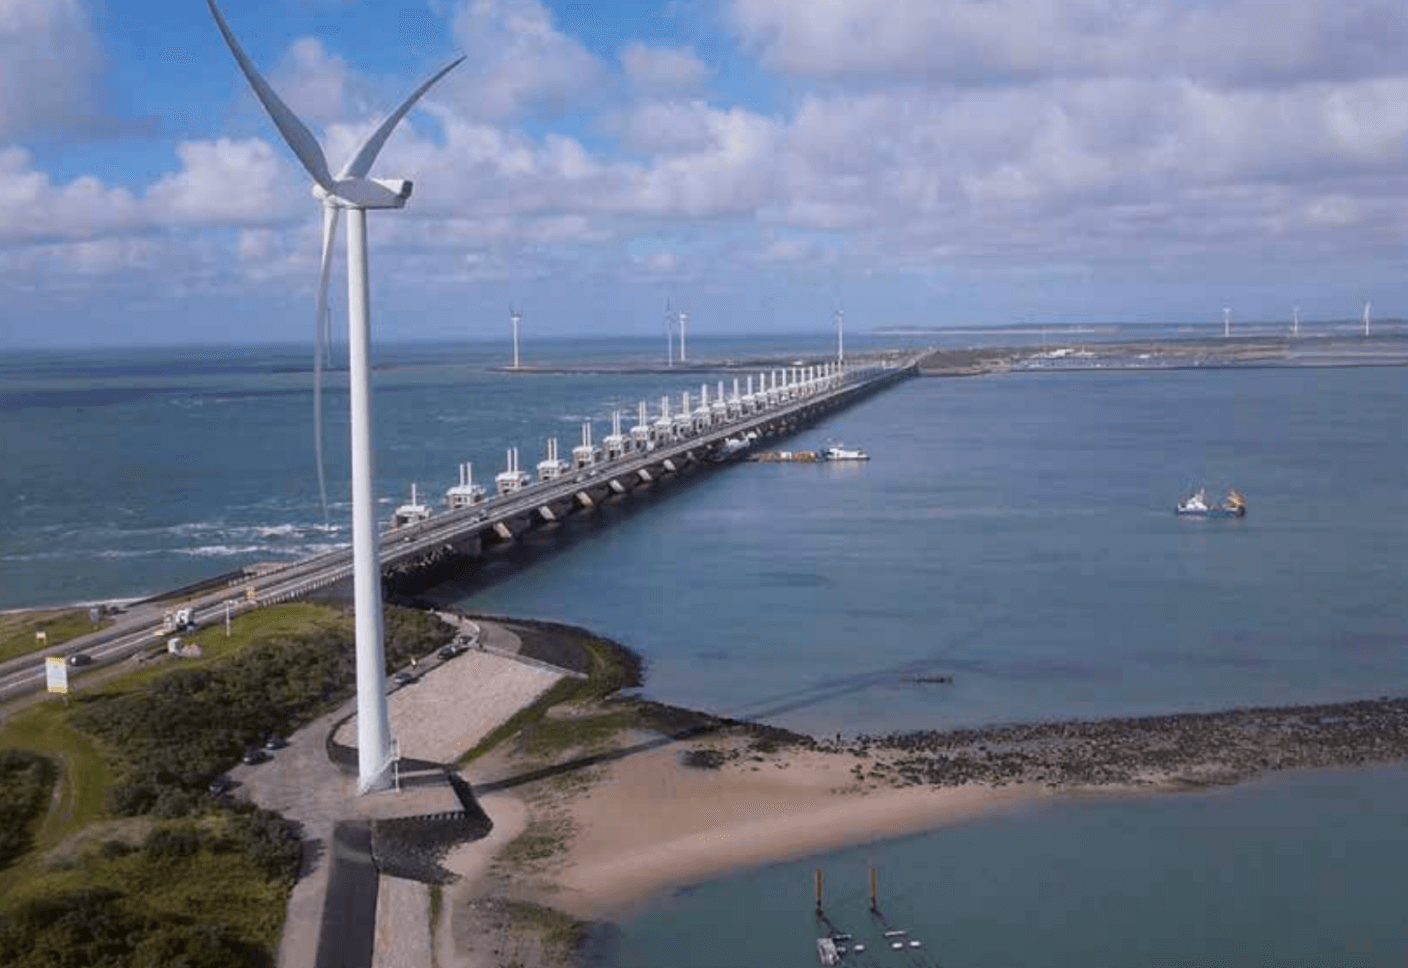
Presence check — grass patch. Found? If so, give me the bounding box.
[0,705,114,897]
[498,898,591,957]
[459,631,642,765]
[0,751,58,869]
[0,609,110,663]
[428,883,443,968]
[0,812,295,966]
[518,707,643,761]
[494,812,575,873]
[94,602,352,694]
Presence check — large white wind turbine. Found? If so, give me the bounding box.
[207,0,463,793]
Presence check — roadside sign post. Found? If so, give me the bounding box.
[45,656,69,703]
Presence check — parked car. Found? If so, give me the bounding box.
[392,671,415,686]
[208,777,232,796]
[263,735,285,751]
[437,644,464,660]
[241,747,268,765]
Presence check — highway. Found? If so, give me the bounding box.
[0,360,915,702]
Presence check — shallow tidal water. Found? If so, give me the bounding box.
[593,765,1408,968]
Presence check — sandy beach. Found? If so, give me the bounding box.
[300,616,1408,968]
[544,745,1042,918]
[336,626,1044,965]
[432,734,1043,965]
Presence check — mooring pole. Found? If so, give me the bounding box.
[870,865,879,913]
[815,867,824,916]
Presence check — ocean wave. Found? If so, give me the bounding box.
[175,545,270,558]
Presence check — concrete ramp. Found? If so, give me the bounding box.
[315,821,379,968]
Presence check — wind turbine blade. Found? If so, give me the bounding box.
[339,56,467,179]
[313,205,341,525]
[206,0,336,192]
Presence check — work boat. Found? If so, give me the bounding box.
[823,443,870,461]
[1176,487,1246,518]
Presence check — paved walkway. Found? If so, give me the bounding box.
[227,619,565,968]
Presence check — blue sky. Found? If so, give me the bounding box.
[4,0,1408,347]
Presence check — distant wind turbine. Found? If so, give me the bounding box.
[1363,300,1372,337]
[206,0,463,794]
[678,310,689,363]
[1292,305,1300,337]
[664,299,676,367]
[510,306,523,369]
[834,308,845,365]
[1223,307,1231,338]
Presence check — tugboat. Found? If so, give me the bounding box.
[1176,487,1246,518]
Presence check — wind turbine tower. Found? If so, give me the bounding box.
[1364,300,1372,337]
[1293,306,1300,337]
[1223,307,1231,338]
[510,307,522,369]
[206,0,463,794]
[664,300,675,367]
[678,311,689,363]
[834,308,845,365]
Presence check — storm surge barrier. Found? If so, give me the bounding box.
[2,358,917,693]
[283,357,918,601]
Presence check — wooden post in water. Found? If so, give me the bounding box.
[815,867,824,916]
[869,866,879,913]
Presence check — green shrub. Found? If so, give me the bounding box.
[0,750,57,869]
[0,888,272,968]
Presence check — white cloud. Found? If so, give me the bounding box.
[621,42,711,90]
[639,250,679,273]
[623,104,781,218]
[446,0,603,119]
[611,99,724,155]
[0,147,140,243]
[0,0,105,139]
[13,0,1408,338]
[730,0,1408,88]
[147,139,301,227]
[270,37,357,126]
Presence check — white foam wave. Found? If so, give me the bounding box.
[176,545,269,558]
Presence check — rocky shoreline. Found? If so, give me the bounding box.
[836,696,1408,790]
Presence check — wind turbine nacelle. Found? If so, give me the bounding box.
[314,178,413,210]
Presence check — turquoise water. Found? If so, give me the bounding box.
[596,765,1408,967]
[4,338,1407,963]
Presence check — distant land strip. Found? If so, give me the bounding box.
[917,334,1408,376]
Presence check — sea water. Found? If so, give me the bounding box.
[447,362,1408,736]
[595,765,1408,967]
[4,336,1407,962]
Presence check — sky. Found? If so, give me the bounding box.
[3,0,1408,348]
